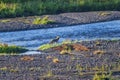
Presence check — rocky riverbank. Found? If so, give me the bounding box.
[0,39,120,80]
[0,11,120,32]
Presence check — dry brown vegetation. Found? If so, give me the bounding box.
[93,50,106,55]
[20,56,34,61]
[53,44,89,51]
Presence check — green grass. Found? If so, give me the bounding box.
[0,44,28,54]
[0,0,120,18]
[0,19,10,23]
[38,40,75,51]
[39,43,61,51]
[32,16,54,25]
[93,72,114,80]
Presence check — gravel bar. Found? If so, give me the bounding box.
[0,11,120,32]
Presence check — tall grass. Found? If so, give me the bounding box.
[0,0,120,18]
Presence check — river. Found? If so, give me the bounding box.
[0,20,120,50]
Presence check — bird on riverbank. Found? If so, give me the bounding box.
[49,36,60,44]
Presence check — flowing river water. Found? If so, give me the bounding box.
[0,20,120,52]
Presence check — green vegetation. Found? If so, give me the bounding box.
[32,16,54,25]
[0,0,120,18]
[39,43,61,51]
[38,40,75,51]
[0,44,28,54]
[60,43,73,55]
[93,72,113,80]
[0,19,10,23]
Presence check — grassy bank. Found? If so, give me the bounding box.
[0,0,120,18]
[0,43,28,54]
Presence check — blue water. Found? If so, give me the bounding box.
[0,20,120,50]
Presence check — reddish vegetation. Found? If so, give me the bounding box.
[53,46,63,51]
[20,56,34,61]
[53,44,89,51]
[93,50,105,55]
[52,58,59,63]
[72,44,89,51]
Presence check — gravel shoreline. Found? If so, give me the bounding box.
[0,39,120,80]
[0,11,120,80]
[0,11,120,32]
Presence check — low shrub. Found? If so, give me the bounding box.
[73,44,89,51]
[39,40,89,52]
[60,50,71,55]
[0,44,28,54]
[0,19,10,23]
[93,50,106,55]
[20,56,34,61]
[32,16,54,25]
[39,43,60,51]
[93,73,113,80]
[52,58,59,63]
